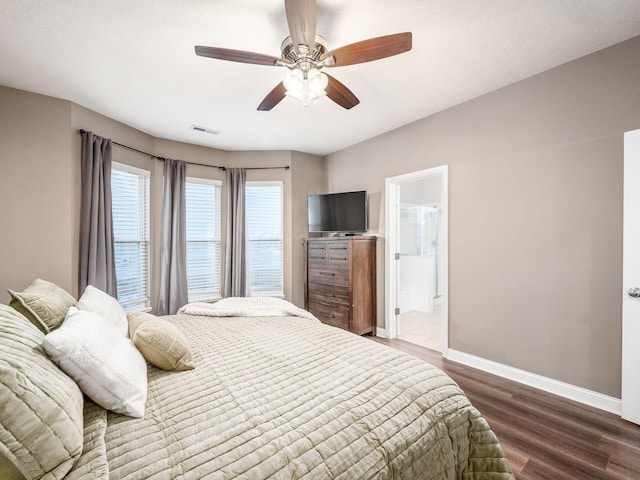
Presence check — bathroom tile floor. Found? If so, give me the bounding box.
[396,305,443,352]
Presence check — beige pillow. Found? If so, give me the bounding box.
[0,304,84,480]
[128,312,195,371]
[8,279,76,333]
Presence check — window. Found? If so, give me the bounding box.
[185,179,222,301]
[111,164,150,310]
[245,182,283,296]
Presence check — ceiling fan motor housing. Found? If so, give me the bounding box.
[281,35,330,73]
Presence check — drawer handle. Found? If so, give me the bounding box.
[320,272,336,276]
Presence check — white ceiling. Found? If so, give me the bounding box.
[1,1,639,156]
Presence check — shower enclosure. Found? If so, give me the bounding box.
[398,204,443,313]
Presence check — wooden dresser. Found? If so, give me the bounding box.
[303,236,376,336]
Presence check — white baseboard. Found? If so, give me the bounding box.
[447,349,621,416]
[376,327,387,338]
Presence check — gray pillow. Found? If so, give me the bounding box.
[8,279,76,333]
[0,304,84,480]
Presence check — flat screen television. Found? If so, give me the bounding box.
[308,190,367,234]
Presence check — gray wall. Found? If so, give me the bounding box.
[326,36,640,397]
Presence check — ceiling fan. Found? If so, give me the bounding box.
[195,0,412,111]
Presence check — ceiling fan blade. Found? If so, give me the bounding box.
[257,82,287,111]
[285,0,316,49]
[322,32,412,67]
[325,74,360,109]
[195,46,287,66]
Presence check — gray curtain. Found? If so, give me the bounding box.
[224,168,247,297]
[157,158,188,315]
[79,131,117,296]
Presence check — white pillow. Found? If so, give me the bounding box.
[43,307,148,418]
[77,285,129,337]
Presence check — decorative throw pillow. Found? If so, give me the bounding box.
[43,307,148,418]
[7,278,76,333]
[0,304,84,480]
[128,311,195,371]
[76,285,129,338]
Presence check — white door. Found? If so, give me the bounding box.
[622,128,640,424]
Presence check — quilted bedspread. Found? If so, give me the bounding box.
[68,314,514,479]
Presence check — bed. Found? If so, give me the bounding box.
[1,289,514,480]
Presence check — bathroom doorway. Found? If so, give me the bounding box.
[385,166,448,355]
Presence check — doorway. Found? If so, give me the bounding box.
[385,166,448,355]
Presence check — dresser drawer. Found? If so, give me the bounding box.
[307,242,327,263]
[308,282,350,307]
[308,300,350,330]
[308,265,349,286]
[327,242,349,264]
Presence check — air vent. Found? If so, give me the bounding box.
[190,125,220,135]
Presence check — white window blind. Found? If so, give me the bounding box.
[245,182,283,296]
[186,179,222,302]
[111,164,150,310]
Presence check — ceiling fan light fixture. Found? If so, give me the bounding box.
[308,68,328,94]
[283,69,304,95]
[284,68,327,106]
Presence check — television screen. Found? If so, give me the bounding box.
[308,191,367,233]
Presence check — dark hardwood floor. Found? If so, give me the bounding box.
[372,337,640,480]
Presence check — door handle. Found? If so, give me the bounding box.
[628,287,640,298]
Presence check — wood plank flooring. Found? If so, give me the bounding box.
[372,337,640,480]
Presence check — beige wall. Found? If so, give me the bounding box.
[0,87,75,300]
[326,36,640,397]
[1,86,323,313]
[3,35,638,398]
[290,151,328,307]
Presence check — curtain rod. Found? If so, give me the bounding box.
[77,129,290,171]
